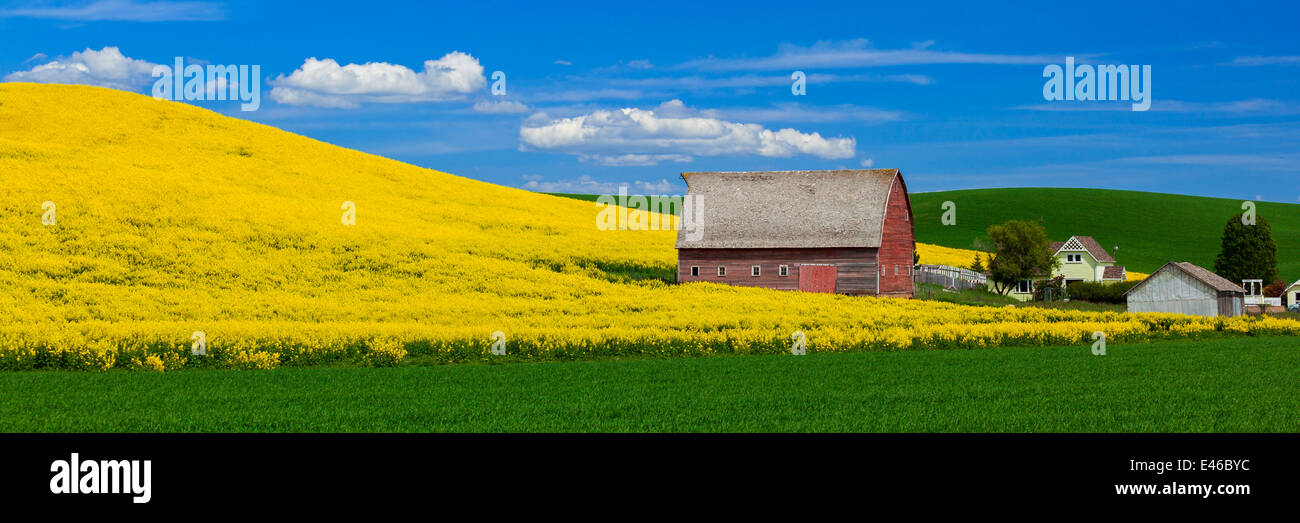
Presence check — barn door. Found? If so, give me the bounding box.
[799,265,837,293]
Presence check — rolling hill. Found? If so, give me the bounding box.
[910,188,1299,280]
[1,83,1294,371]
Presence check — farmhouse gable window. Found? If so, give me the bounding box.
[1065,253,1082,263]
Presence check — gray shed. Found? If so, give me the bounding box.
[1124,262,1245,317]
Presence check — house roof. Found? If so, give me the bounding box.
[675,169,905,249]
[1102,265,1127,280]
[1123,261,1246,296]
[1052,235,1115,263]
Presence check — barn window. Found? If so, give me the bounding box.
[1016,279,1033,293]
[690,266,699,277]
[904,210,910,222]
[779,265,789,277]
[717,266,726,277]
[1065,253,1082,263]
[751,265,761,277]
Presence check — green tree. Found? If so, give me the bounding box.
[986,220,1059,295]
[1213,212,1278,284]
[969,253,985,272]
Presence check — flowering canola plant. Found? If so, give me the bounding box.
[0,84,1286,370]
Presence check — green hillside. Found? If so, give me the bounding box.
[910,188,1299,279]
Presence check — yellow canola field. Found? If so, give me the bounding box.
[0,84,1283,370]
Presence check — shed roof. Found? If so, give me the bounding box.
[675,169,904,249]
[1124,261,1246,296]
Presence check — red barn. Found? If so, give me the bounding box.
[675,169,915,297]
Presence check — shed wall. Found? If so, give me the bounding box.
[1126,267,1224,317]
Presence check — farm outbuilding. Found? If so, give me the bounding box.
[675,169,915,297]
[1124,262,1245,317]
[1285,279,1300,308]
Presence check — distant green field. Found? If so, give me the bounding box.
[548,188,1300,278]
[911,188,1299,277]
[2,337,1295,432]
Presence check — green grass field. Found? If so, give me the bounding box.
[913,283,1125,312]
[3,337,1294,432]
[910,188,1300,277]
[548,188,1300,278]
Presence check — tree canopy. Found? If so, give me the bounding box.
[985,220,1059,295]
[1214,212,1278,285]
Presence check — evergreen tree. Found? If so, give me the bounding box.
[1213,212,1278,284]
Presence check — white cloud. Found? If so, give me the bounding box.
[472,99,529,114]
[678,39,1054,71]
[519,100,856,165]
[601,72,933,91]
[860,157,874,167]
[554,60,572,66]
[1154,99,1300,114]
[269,52,486,108]
[3,47,158,91]
[708,103,904,124]
[1223,56,1300,67]
[579,153,692,166]
[525,88,654,103]
[1012,98,1300,115]
[627,59,653,69]
[0,0,225,21]
[522,174,680,194]
[1109,154,1297,171]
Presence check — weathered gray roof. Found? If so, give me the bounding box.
[1102,265,1127,280]
[1124,261,1246,296]
[1174,262,1245,292]
[675,169,903,249]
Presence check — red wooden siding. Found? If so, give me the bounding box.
[799,265,837,292]
[677,247,878,295]
[875,176,915,297]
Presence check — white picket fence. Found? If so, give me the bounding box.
[914,264,987,290]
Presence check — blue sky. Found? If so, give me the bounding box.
[2,0,1298,201]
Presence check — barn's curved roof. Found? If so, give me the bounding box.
[675,169,904,249]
